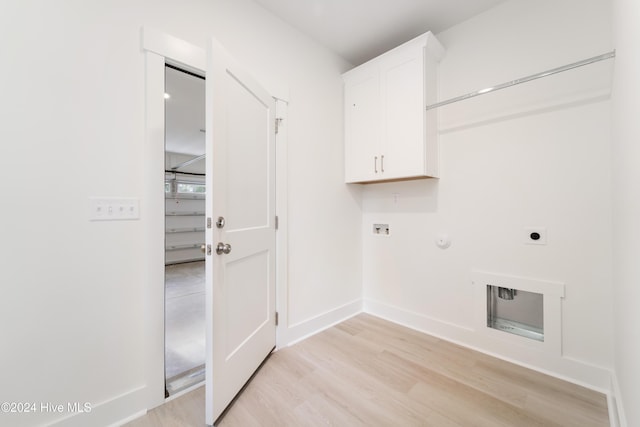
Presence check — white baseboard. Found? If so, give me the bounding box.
[609,372,627,427]
[364,297,612,394]
[282,299,363,347]
[50,386,147,427]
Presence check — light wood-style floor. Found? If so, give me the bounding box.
[126,314,609,427]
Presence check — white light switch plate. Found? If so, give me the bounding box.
[89,197,140,221]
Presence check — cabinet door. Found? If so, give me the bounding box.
[344,69,381,183]
[381,44,425,180]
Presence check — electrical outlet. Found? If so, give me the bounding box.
[373,223,390,236]
[524,227,547,245]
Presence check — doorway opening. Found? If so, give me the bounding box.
[164,64,206,396]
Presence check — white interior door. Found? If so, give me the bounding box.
[205,39,276,425]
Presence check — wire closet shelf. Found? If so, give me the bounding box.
[426,51,615,111]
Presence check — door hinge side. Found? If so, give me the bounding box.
[275,311,279,326]
[275,215,279,230]
[275,117,283,135]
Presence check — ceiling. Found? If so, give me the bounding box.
[252,0,507,65]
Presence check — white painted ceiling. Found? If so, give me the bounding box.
[252,0,507,65]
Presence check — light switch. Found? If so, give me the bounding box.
[90,197,140,221]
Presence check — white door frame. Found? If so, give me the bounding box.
[141,27,288,411]
[274,98,289,349]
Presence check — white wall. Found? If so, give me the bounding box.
[0,0,361,425]
[362,0,615,390]
[611,0,640,425]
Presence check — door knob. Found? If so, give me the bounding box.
[216,242,232,255]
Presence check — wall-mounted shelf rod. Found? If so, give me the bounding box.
[166,211,205,216]
[166,244,204,251]
[426,50,615,111]
[164,170,205,177]
[170,153,206,171]
[166,227,206,234]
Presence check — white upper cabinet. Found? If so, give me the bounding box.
[343,32,445,183]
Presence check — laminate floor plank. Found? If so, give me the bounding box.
[126,313,608,427]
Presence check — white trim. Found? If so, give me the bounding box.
[143,50,168,411]
[49,386,146,427]
[108,410,148,427]
[282,299,363,347]
[275,99,289,350]
[142,27,206,72]
[363,297,474,342]
[142,27,207,411]
[609,372,626,427]
[364,297,612,392]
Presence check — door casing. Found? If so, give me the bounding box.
[142,27,288,411]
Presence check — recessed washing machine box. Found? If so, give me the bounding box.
[472,271,565,355]
[487,285,544,342]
